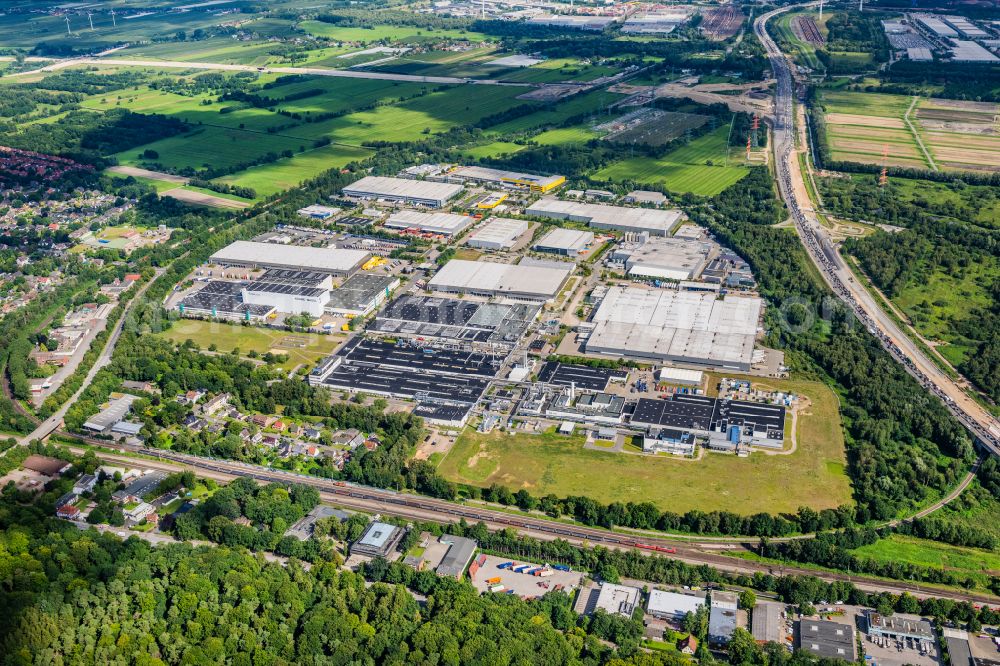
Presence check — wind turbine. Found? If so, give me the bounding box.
[110,9,117,27]
[65,16,72,35]
[87,11,94,30]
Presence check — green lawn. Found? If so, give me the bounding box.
[437,378,852,515]
[155,319,345,371]
[851,534,1000,578]
[592,126,750,196]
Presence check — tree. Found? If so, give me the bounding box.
[727,627,763,665]
[739,589,756,610]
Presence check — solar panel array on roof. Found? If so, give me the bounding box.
[178,281,275,319]
[372,295,539,347]
[631,395,785,440]
[537,362,629,391]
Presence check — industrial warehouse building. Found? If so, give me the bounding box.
[241,270,334,318]
[428,259,572,302]
[533,228,595,257]
[796,619,856,661]
[449,166,565,193]
[342,176,463,208]
[585,286,763,370]
[611,236,714,281]
[384,210,475,237]
[325,274,400,316]
[526,197,682,236]
[646,589,705,621]
[631,394,786,448]
[209,241,370,277]
[467,217,528,250]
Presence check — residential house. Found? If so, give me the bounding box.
[55,491,78,508]
[287,423,300,435]
[303,428,322,440]
[179,389,205,405]
[123,502,157,524]
[250,414,274,428]
[202,392,230,416]
[332,429,364,449]
[272,420,287,432]
[73,474,98,494]
[678,636,698,655]
[261,434,281,449]
[57,504,81,520]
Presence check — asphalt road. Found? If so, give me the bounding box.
[754,5,1000,455]
[19,268,163,444]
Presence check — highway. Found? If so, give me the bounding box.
[754,5,1000,456]
[69,438,999,604]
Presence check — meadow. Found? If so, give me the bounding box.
[850,534,1000,583]
[214,143,373,197]
[155,319,344,372]
[300,20,488,44]
[437,377,853,515]
[592,125,750,196]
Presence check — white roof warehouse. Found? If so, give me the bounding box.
[209,241,370,277]
[428,259,572,302]
[526,197,683,236]
[342,176,463,208]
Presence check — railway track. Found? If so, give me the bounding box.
[63,433,1000,604]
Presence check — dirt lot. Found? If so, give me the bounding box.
[470,554,584,599]
[0,468,51,494]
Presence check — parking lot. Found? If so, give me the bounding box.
[862,630,940,666]
[470,554,584,599]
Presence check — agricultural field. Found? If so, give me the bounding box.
[819,90,1000,172]
[592,125,750,196]
[604,111,710,147]
[437,378,852,515]
[155,319,345,372]
[532,126,601,146]
[300,20,488,44]
[214,143,374,197]
[850,534,1000,585]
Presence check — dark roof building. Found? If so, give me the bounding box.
[796,619,856,661]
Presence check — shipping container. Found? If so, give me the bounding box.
[486,576,502,585]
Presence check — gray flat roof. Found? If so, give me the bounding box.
[647,589,705,616]
[428,259,571,300]
[83,394,138,431]
[535,227,595,252]
[752,603,785,643]
[343,176,463,202]
[468,217,528,247]
[527,197,682,234]
[326,274,397,311]
[210,241,370,274]
[586,286,761,367]
[436,535,477,578]
[357,521,400,549]
[385,210,474,235]
[798,619,856,661]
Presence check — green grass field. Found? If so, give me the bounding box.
[487,89,622,135]
[300,20,487,44]
[851,534,1000,578]
[460,141,526,159]
[532,126,600,146]
[437,377,852,515]
[819,89,912,118]
[592,126,750,196]
[155,319,345,371]
[215,143,374,197]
